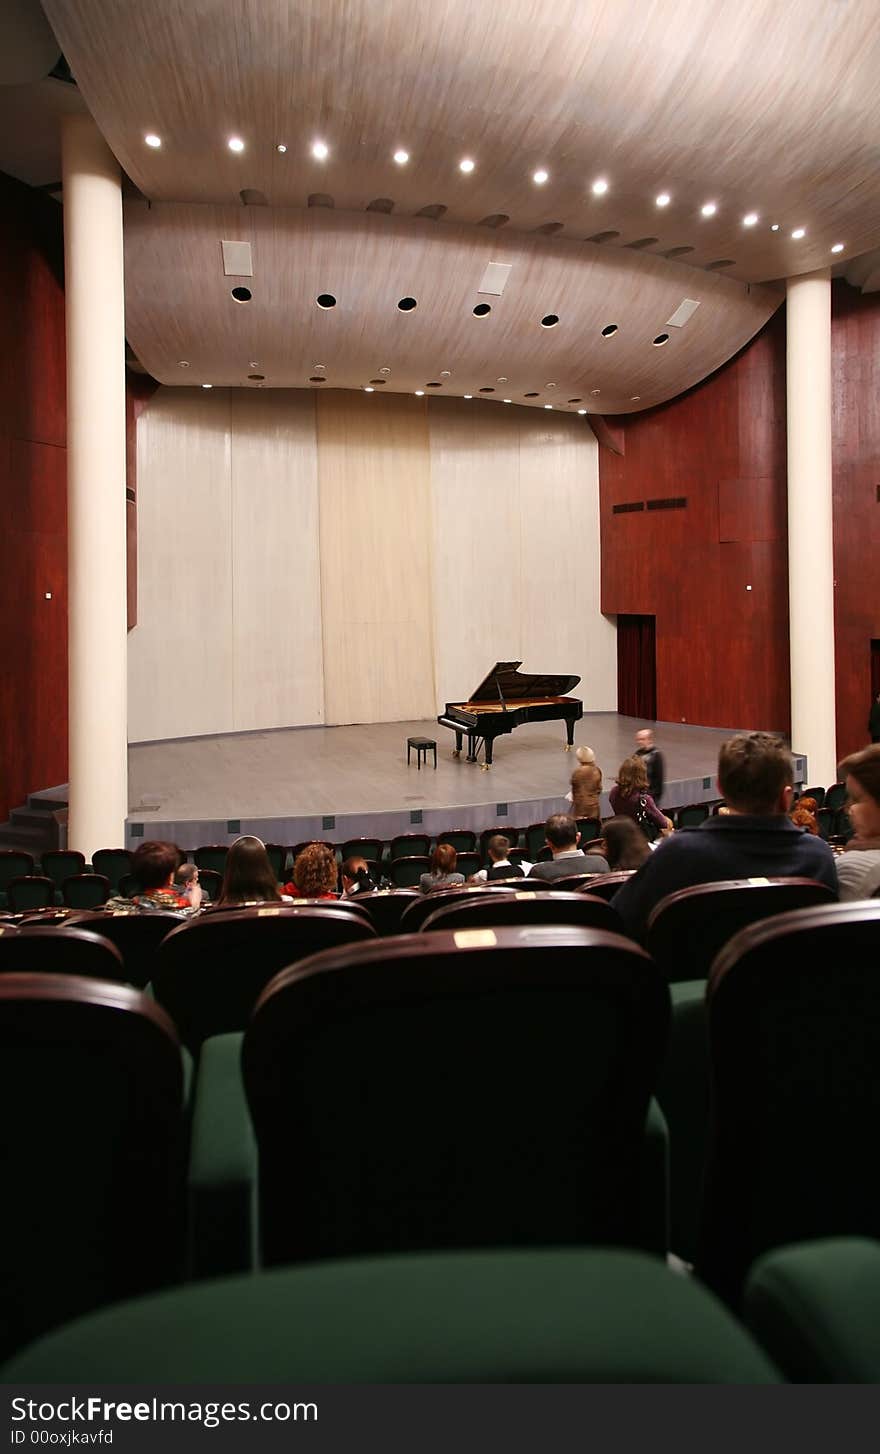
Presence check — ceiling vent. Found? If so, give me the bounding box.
[221,240,253,277]
[477,261,512,296]
[666,298,701,328]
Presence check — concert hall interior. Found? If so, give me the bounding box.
[2,0,880,1390]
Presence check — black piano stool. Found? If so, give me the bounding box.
[407,736,437,770]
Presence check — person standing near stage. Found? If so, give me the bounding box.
[569,746,603,820]
[634,728,665,804]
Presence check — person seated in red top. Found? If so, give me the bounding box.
[108,840,192,914]
[608,756,673,840]
[215,835,283,908]
[284,841,339,900]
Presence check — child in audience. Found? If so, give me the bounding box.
[419,843,465,894]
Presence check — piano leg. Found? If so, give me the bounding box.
[482,738,494,770]
[564,719,576,750]
[465,734,479,763]
[452,730,463,757]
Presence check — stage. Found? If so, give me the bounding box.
[125,714,808,850]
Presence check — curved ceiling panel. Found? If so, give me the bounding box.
[123,202,781,412]
[43,0,880,282]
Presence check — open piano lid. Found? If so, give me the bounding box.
[466,661,581,703]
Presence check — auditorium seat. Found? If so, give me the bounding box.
[341,837,384,866]
[151,905,377,1049]
[0,973,188,1359]
[398,885,517,932]
[576,871,636,900]
[69,910,184,988]
[0,850,34,907]
[193,845,229,875]
[420,890,620,934]
[2,1247,777,1384]
[823,782,847,813]
[436,829,476,853]
[803,785,826,807]
[6,875,54,912]
[699,901,880,1307]
[242,927,671,1266]
[349,889,420,935]
[455,852,481,878]
[816,807,836,840]
[289,839,336,862]
[196,868,222,901]
[645,877,837,983]
[40,850,86,904]
[745,1238,880,1383]
[674,803,710,828]
[62,873,111,909]
[390,833,430,860]
[389,855,430,888]
[90,848,133,892]
[576,819,602,843]
[525,823,549,860]
[0,926,126,981]
[552,871,613,892]
[264,844,287,882]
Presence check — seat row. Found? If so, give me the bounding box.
[1,900,880,1368]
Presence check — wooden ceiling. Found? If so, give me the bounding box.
[124,201,780,411]
[39,0,880,403]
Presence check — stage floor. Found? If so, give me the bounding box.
[126,713,805,850]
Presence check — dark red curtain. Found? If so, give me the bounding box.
[617,615,657,719]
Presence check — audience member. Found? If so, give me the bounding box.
[612,731,838,940]
[472,835,524,883]
[569,746,603,819]
[419,843,465,894]
[836,744,880,901]
[341,855,378,895]
[609,757,673,840]
[285,842,338,900]
[634,728,665,802]
[107,840,192,914]
[215,835,283,907]
[601,816,652,872]
[175,861,204,909]
[528,814,610,882]
[789,795,819,835]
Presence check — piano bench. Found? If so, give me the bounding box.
[407,737,437,770]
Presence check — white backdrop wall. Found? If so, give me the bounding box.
[128,387,616,742]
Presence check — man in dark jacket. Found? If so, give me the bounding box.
[613,732,838,941]
[635,728,665,802]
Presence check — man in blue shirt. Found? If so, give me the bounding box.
[613,732,838,941]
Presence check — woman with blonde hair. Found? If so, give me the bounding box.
[570,745,603,819]
[609,756,672,841]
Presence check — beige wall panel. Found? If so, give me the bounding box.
[428,398,523,708]
[317,391,435,723]
[128,388,234,741]
[517,413,618,717]
[229,389,324,730]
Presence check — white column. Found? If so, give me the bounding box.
[786,269,837,786]
[62,115,128,860]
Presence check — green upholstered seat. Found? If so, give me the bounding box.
[2,1248,778,1384]
[193,845,229,875]
[388,854,430,888]
[40,851,86,905]
[745,1238,880,1382]
[0,851,35,908]
[90,848,133,892]
[390,833,430,860]
[655,980,709,1264]
[61,873,111,909]
[436,829,476,853]
[6,875,54,912]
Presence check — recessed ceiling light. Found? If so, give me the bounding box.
[591,177,608,195]
[577,408,587,415]
[311,140,329,161]
[364,386,374,392]
[742,212,759,226]
[545,382,557,389]
[652,333,669,346]
[655,192,670,207]
[440,370,451,378]
[591,388,601,395]
[144,133,161,149]
[227,136,245,153]
[533,168,549,185]
[791,227,806,239]
[497,377,508,384]
[276,143,287,154]
[503,398,512,403]
[201,383,212,389]
[463,394,473,399]
[472,303,492,317]
[831,242,845,253]
[771,223,780,231]
[544,403,553,409]
[630,395,641,401]
[700,201,717,217]
[459,157,475,174]
[541,314,559,328]
[379,366,391,374]
[414,389,425,396]
[393,149,409,165]
[177,360,189,368]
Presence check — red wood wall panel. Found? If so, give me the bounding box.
[600,311,791,734]
[831,281,880,758]
[0,173,67,821]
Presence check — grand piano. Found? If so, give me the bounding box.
[438,661,583,768]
